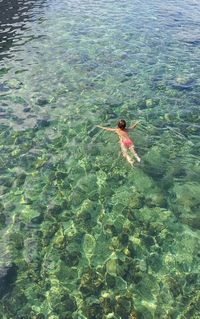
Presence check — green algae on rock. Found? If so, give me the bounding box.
[0,0,200,318]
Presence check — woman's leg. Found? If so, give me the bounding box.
[129,145,141,162]
[120,143,134,166]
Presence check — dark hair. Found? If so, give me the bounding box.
[118,119,126,130]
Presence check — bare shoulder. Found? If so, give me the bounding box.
[116,128,129,137]
[116,128,122,135]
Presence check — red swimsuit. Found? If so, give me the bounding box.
[122,138,133,148]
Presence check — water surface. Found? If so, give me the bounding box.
[0,0,200,318]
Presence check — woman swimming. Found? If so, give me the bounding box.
[97,119,141,166]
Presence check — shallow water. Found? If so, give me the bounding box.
[0,0,200,318]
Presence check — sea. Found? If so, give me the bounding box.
[0,0,200,318]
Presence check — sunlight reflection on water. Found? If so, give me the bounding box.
[0,0,200,318]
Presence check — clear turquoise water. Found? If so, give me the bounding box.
[0,0,200,318]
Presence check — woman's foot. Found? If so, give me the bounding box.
[128,158,134,166]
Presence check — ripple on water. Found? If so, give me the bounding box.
[0,0,200,318]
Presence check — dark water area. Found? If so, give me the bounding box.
[0,0,47,59]
[0,0,200,318]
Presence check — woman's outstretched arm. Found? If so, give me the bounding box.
[128,120,141,130]
[96,125,116,132]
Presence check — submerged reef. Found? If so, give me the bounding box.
[0,117,199,319]
[0,0,200,317]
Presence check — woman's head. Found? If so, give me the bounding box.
[118,119,126,130]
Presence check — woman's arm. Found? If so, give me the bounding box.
[96,125,116,132]
[128,120,141,130]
